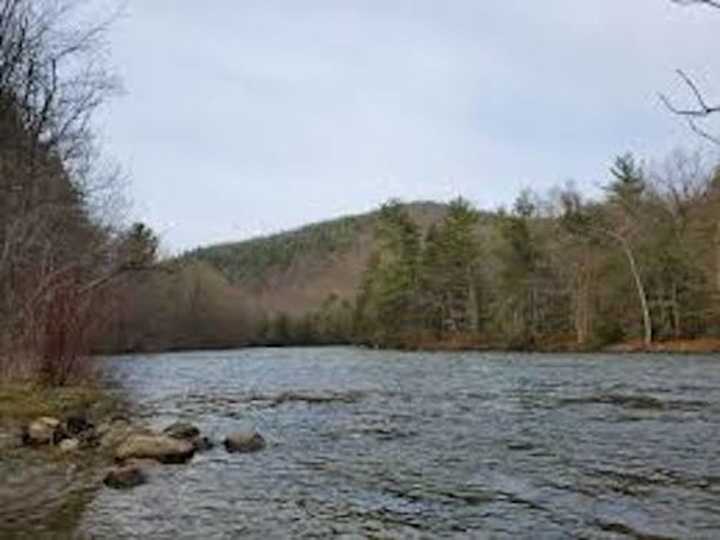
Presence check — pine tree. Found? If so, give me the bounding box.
[420,197,480,337]
[495,191,541,346]
[355,201,421,346]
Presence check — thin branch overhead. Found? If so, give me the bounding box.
[671,0,720,9]
[659,69,720,144]
[660,70,720,117]
[664,0,720,143]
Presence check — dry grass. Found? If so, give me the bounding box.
[0,383,103,422]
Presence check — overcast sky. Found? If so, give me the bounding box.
[98,1,719,252]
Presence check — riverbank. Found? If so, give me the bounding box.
[380,336,720,354]
[0,381,124,471]
[105,336,720,358]
[0,382,123,539]
[604,338,720,354]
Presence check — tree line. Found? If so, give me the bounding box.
[254,151,720,351]
[112,148,720,353]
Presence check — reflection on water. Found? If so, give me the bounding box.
[4,348,720,538]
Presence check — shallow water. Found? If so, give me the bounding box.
[5,348,720,538]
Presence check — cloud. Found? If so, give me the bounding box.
[101,0,719,251]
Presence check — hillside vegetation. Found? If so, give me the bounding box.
[108,150,720,353]
[104,202,448,351]
[186,202,447,316]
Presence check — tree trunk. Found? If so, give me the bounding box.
[672,282,681,339]
[574,249,592,346]
[716,221,720,294]
[468,268,479,333]
[619,237,653,348]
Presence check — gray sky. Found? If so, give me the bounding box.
[98,1,719,252]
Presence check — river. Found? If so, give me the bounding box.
[5,347,720,538]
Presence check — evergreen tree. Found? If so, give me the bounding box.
[420,197,480,336]
[495,191,541,346]
[355,201,421,346]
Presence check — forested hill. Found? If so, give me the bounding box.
[106,154,720,354]
[183,201,450,317]
[102,201,455,352]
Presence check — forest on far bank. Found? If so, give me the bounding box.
[107,149,720,353]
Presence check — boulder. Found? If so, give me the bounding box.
[162,422,214,452]
[104,464,147,489]
[24,417,61,446]
[99,420,152,450]
[224,431,266,453]
[97,415,130,437]
[125,458,162,469]
[115,434,195,464]
[59,438,80,453]
[163,422,200,440]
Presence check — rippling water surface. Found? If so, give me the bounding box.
[7,348,720,538]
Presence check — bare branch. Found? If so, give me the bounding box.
[687,117,720,145]
[663,1,720,142]
[661,70,720,145]
[671,0,720,9]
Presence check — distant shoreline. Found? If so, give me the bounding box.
[99,338,720,357]
[383,338,720,355]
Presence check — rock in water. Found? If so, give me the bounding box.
[224,431,266,453]
[24,417,61,446]
[59,438,80,453]
[163,422,200,440]
[99,420,153,450]
[163,422,215,452]
[115,434,196,464]
[104,465,147,489]
[193,436,215,452]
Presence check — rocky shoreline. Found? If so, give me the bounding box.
[16,414,266,490]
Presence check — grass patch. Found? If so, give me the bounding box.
[0,384,104,422]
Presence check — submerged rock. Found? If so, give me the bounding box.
[104,464,147,489]
[224,431,266,453]
[115,434,196,464]
[23,417,61,446]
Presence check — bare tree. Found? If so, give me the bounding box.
[0,1,155,384]
[662,1,720,144]
[560,171,654,350]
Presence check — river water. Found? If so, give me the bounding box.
[5,348,720,538]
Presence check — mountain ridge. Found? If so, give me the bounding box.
[184,200,452,316]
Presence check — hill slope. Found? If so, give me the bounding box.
[185,202,449,316]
